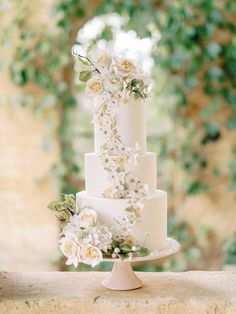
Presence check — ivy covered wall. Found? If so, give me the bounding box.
[1,0,236,270]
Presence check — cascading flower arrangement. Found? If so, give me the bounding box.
[48,194,149,267]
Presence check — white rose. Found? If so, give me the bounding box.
[80,244,103,267]
[59,236,81,267]
[77,207,97,229]
[85,76,103,96]
[116,58,136,79]
[95,53,112,70]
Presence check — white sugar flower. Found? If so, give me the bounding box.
[133,199,146,210]
[124,173,140,190]
[80,244,103,267]
[77,207,97,229]
[115,155,128,167]
[139,184,150,196]
[117,88,131,105]
[114,247,120,253]
[91,225,113,252]
[103,71,123,92]
[126,142,141,164]
[95,53,112,72]
[85,76,103,96]
[59,236,81,267]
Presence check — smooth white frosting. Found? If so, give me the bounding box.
[85,152,157,197]
[76,190,167,250]
[94,97,146,154]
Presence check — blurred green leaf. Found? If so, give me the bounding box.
[187,181,209,195]
[206,42,222,60]
[225,113,236,130]
[203,122,221,141]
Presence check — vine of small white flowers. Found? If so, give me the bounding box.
[84,52,151,247]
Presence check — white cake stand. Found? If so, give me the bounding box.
[102,237,180,291]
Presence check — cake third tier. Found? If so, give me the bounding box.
[76,190,167,250]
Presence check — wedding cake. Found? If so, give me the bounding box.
[49,51,167,268]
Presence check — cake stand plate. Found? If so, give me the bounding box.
[102,237,180,291]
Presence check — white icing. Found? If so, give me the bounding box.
[85,152,157,197]
[94,97,146,154]
[76,190,167,250]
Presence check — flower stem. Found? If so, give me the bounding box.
[78,54,101,74]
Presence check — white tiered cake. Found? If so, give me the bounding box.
[49,52,168,268]
[76,56,167,252]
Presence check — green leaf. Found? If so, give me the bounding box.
[112,240,120,249]
[225,113,236,130]
[70,164,80,174]
[135,246,149,257]
[64,96,77,107]
[206,42,222,59]
[79,70,92,82]
[64,194,75,207]
[119,243,132,252]
[232,146,236,155]
[78,56,91,66]
[206,67,223,82]
[125,207,133,212]
[101,25,113,41]
[48,200,63,211]
[187,181,209,195]
[196,225,210,245]
[203,122,221,141]
[200,99,221,119]
[222,90,236,109]
[228,162,236,190]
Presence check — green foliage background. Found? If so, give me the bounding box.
[1,0,236,270]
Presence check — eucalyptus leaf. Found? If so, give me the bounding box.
[79,70,92,82]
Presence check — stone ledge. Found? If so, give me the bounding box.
[0,271,236,314]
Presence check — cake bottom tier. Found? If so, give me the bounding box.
[76,190,167,251]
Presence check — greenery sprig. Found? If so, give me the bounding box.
[104,240,149,259]
[48,194,76,226]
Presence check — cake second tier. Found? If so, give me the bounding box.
[85,152,157,197]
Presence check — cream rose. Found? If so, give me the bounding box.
[59,236,81,267]
[80,244,103,267]
[86,76,103,96]
[116,58,136,78]
[77,207,97,229]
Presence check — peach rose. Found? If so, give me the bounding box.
[117,58,136,78]
[86,76,103,96]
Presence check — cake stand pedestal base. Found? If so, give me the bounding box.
[102,238,180,291]
[102,261,143,291]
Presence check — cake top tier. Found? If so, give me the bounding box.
[74,51,151,154]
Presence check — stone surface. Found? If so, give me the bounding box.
[0,271,236,313]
